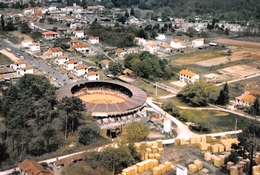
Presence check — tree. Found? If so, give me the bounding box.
[61,163,95,175]
[1,14,5,31]
[162,101,180,118]
[30,31,42,41]
[251,98,260,116]
[5,21,15,31]
[109,62,123,75]
[0,141,9,164]
[216,82,229,105]
[78,124,100,145]
[57,96,85,140]
[177,80,219,106]
[186,27,196,37]
[100,144,135,174]
[28,137,45,156]
[225,28,229,36]
[20,22,31,34]
[130,8,135,16]
[126,122,149,142]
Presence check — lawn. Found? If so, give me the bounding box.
[178,108,251,133]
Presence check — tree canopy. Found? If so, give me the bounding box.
[124,52,173,81]
[177,80,219,106]
[126,122,149,142]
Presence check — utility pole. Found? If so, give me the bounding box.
[155,82,159,96]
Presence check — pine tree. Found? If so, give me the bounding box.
[252,98,260,116]
[216,82,229,105]
[130,8,135,16]
[1,14,5,31]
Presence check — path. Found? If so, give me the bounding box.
[216,72,260,86]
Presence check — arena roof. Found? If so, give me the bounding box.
[56,80,147,117]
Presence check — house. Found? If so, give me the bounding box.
[192,38,204,48]
[155,34,166,40]
[179,69,200,83]
[101,59,110,69]
[126,47,139,54]
[235,90,260,107]
[42,31,58,40]
[21,39,33,48]
[19,159,53,175]
[74,65,88,76]
[28,42,40,52]
[159,43,171,52]
[174,18,185,24]
[74,43,91,53]
[10,61,27,70]
[145,43,158,54]
[134,37,146,45]
[85,71,99,80]
[170,39,186,49]
[55,56,69,65]
[43,47,63,59]
[70,39,80,46]
[74,30,85,39]
[115,48,126,58]
[17,66,34,76]
[65,59,78,70]
[88,36,99,44]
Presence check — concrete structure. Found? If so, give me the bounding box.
[28,42,40,52]
[10,61,27,70]
[65,59,78,70]
[74,43,90,53]
[85,71,100,80]
[235,90,259,107]
[21,39,33,48]
[74,65,88,76]
[42,31,58,40]
[88,36,99,44]
[17,66,34,76]
[170,39,186,49]
[55,56,69,65]
[192,38,204,47]
[74,30,84,39]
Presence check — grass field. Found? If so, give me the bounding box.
[179,108,251,133]
[0,53,12,65]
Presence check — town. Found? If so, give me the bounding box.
[0,0,260,175]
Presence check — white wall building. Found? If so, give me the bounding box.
[17,66,34,76]
[179,69,200,83]
[192,38,204,48]
[85,71,100,80]
[88,36,99,44]
[155,34,166,40]
[55,56,69,65]
[170,39,186,49]
[74,65,88,76]
[65,60,78,70]
[29,42,40,52]
[10,61,27,71]
[21,39,33,48]
[74,30,85,39]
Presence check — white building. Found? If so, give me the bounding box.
[134,37,146,45]
[155,34,166,40]
[192,38,204,48]
[179,69,200,83]
[42,31,59,40]
[43,47,63,59]
[74,30,85,39]
[85,71,99,80]
[74,43,91,53]
[170,39,186,49]
[65,60,78,70]
[10,61,27,71]
[74,65,88,76]
[29,42,40,52]
[21,39,33,48]
[55,56,69,65]
[88,36,99,44]
[235,90,258,107]
[17,66,34,76]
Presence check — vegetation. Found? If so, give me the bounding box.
[177,80,219,106]
[216,82,229,105]
[0,75,88,169]
[124,52,174,81]
[126,122,149,142]
[78,123,101,145]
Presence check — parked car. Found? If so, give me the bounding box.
[6,48,11,52]
[20,47,25,52]
[20,56,24,60]
[33,55,39,60]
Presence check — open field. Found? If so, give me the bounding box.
[213,38,260,48]
[0,52,13,65]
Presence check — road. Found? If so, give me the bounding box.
[1,39,74,85]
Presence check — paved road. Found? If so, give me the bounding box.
[1,39,74,85]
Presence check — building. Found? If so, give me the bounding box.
[21,39,33,48]
[10,61,27,71]
[74,30,85,39]
[179,69,200,83]
[235,90,260,107]
[115,48,126,58]
[145,43,158,54]
[43,47,63,59]
[74,65,88,76]
[28,42,40,52]
[74,43,91,53]
[101,59,110,69]
[65,59,78,70]
[88,36,99,44]
[55,56,69,65]
[85,71,99,80]
[192,38,204,48]
[70,39,80,46]
[134,37,146,45]
[170,39,186,49]
[159,43,171,52]
[42,31,59,40]
[19,159,53,175]
[155,34,166,40]
[17,66,34,76]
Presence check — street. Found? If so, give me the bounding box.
[1,39,74,85]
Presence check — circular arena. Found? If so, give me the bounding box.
[56,80,147,117]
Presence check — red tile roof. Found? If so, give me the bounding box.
[236,91,256,103]
[66,60,78,64]
[74,43,90,48]
[88,71,99,76]
[76,65,88,70]
[180,69,196,77]
[42,31,58,35]
[19,159,52,175]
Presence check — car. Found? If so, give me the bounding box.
[33,55,39,60]
[16,53,20,57]
[107,74,114,78]
[27,51,32,56]
[20,56,25,60]
[6,48,11,52]
[43,71,47,75]
[47,62,51,66]
[20,47,25,52]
